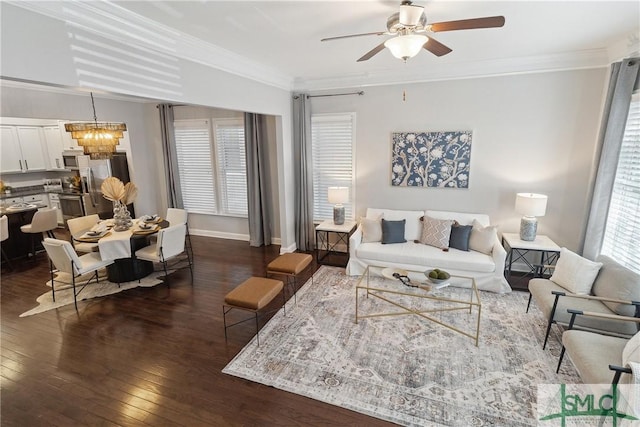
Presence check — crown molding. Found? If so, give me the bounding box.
[6,1,294,91]
[6,1,620,95]
[294,49,610,91]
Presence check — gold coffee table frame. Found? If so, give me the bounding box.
[355,265,482,346]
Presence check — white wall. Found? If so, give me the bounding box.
[310,68,608,251]
[0,3,295,250]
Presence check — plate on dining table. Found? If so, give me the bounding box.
[142,214,161,223]
[84,230,108,238]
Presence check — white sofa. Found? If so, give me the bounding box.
[346,208,511,293]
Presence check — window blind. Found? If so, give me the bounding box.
[214,120,248,216]
[311,113,355,221]
[601,92,640,274]
[173,119,217,214]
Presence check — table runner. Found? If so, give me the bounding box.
[98,230,134,261]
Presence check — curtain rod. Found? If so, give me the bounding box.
[294,91,364,99]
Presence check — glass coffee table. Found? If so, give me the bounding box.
[355,265,482,346]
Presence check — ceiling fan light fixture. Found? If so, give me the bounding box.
[384,34,428,60]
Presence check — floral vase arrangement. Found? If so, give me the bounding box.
[101,177,138,231]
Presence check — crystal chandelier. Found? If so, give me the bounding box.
[65,92,127,159]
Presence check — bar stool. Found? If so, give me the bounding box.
[20,207,58,259]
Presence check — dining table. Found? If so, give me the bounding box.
[75,216,168,282]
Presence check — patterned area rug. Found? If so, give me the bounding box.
[20,270,168,317]
[223,266,580,426]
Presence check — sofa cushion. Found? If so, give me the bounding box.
[550,248,602,295]
[592,255,640,316]
[366,208,423,241]
[381,219,406,244]
[562,330,627,384]
[419,216,454,249]
[529,278,639,336]
[468,219,497,255]
[361,215,383,243]
[449,223,473,251]
[356,241,495,273]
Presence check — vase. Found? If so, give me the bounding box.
[113,200,133,231]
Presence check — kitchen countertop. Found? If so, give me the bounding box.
[0,204,40,216]
[0,187,83,200]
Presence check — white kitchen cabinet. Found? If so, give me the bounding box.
[1,125,48,173]
[43,126,66,170]
[16,127,47,171]
[1,196,24,207]
[0,126,23,173]
[24,194,48,207]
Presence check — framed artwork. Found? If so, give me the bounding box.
[391,131,472,188]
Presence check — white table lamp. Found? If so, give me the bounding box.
[327,187,349,225]
[515,193,547,241]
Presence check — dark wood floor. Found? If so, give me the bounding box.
[1,235,396,426]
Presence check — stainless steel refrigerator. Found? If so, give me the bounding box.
[79,153,135,219]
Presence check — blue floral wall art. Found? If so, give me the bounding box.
[391,131,472,188]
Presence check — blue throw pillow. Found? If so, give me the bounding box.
[381,219,406,244]
[449,223,473,251]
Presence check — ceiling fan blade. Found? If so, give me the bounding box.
[429,16,505,32]
[321,31,387,42]
[423,37,452,57]
[357,42,387,62]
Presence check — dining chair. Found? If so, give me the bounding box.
[165,208,193,262]
[20,207,58,259]
[1,215,13,270]
[67,214,100,253]
[134,223,192,286]
[42,238,114,310]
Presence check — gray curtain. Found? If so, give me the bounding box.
[244,113,272,247]
[293,94,314,251]
[158,104,183,209]
[582,57,640,259]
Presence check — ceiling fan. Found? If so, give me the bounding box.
[321,1,505,62]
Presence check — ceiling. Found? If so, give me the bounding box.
[115,0,640,90]
[9,1,640,91]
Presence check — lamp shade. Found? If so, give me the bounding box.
[327,187,349,204]
[384,35,428,60]
[515,193,548,217]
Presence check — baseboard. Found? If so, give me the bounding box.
[190,229,281,246]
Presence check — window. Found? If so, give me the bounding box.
[214,119,248,216]
[601,92,640,274]
[174,118,247,217]
[311,113,355,221]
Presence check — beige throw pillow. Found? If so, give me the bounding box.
[550,248,603,295]
[468,219,497,255]
[419,216,454,249]
[361,216,383,243]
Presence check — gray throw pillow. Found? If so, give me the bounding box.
[419,216,454,249]
[381,219,406,244]
[449,223,473,251]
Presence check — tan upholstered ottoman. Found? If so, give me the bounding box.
[223,276,285,345]
[266,253,313,303]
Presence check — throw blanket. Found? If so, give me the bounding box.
[625,361,640,417]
